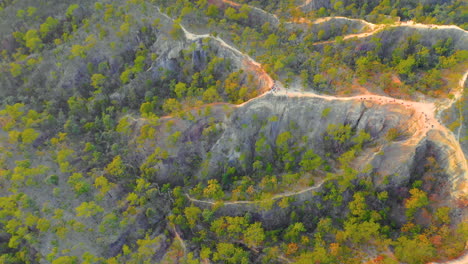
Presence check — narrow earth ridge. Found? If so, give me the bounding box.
[156,3,468,199]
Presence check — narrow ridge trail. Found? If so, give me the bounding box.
[185,180,325,205]
[312,19,467,46]
[156,6,274,90]
[154,4,468,263]
[170,224,187,257]
[221,0,280,24]
[178,21,274,91]
[298,0,313,9]
[454,71,468,141]
[219,0,467,40]
[155,4,468,199]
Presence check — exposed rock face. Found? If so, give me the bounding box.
[130,93,466,230]
[375,26,468,52]
[301,0,332,12]
[204,95,416,180]
[426,130,468,199]
[134,94,465,205]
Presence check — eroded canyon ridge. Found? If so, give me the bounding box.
[0,0,467,263]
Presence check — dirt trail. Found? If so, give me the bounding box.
[155,4,468,263]
[278,86,439,131]
[291,15,377,30]
[220,0,467,46]
[179,23,274,90]
[157,4,468,196]
[399,20,468,32]
[454,71,468,141]
[157,3,467,186]
[312,20,467,46]
[276,72,468,182]
[298,0,313,9]
[170,224,186,257]
[221,0,280,23]
[156,5,274,91]
[186,180,325,205]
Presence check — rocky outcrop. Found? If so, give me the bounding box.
[301,0,332,12]
[133,92,466,201]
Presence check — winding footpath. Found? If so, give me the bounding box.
[186,180,325,205]
[171,224,186,257]
[155,1,468,199]
[179,23,274,91]
[455,71,468,141]
[155,4,468,263]
[298,0,313,9]
[221,0,280,24]
[311,19,467,46]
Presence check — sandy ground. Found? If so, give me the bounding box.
[179,23,274,91]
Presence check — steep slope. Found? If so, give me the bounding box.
[0,0,467,263]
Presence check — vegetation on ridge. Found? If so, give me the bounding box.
[0,0,467,263]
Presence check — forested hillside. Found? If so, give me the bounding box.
[0,0,467,263]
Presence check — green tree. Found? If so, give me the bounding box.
[184,206,202,228]
[326,124,352,144]
[70,45,87,58]
[284,222,306,242]
[349,192,369,220]
[276,131,292,152]
[94,176,113,198]
[300,149,323,171]
[317,29,326,40]
[396,55,416,76]
[120,68,133,84]
[174,82,187,98]
[24,29,42,52]
[162,98,182,114]
[224,7,237,20]
[394,235,436,264]
[340,220,380,244]
[203,180,224,200]
[39,16,59,37]
[106,155,125,178]
[21,128,39,144]
[212,243,249,264]
[352,130,371,150]
[67,172,91,195]
[140,101,155,117]
[27,6,37,17]
[435,207,451,225]
[133,55,145,72]
[243,222,265,248]
[91,74,106,91]
[119,22,131,37]
[405,188,429,218]
[206,5,219,18]
[9,62,22,77]
[264,34,279,50]
[52,256,78,264]
[75,201,104,218]
[203,87,221,103]
[66,4,79,19]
